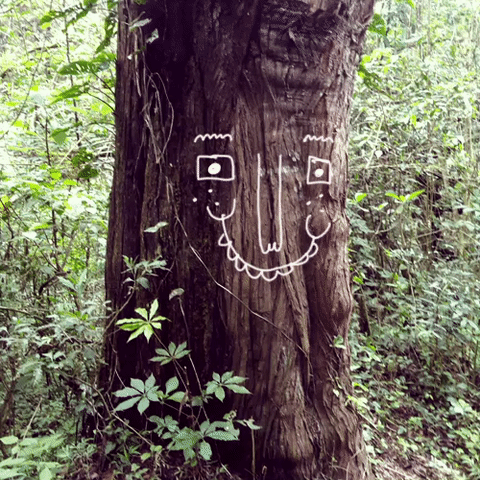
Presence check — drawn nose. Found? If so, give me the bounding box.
[257,153,283,254]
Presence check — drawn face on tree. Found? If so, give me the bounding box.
[193,133,332,282]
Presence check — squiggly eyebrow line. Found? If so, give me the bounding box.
[194,133,233,143]
[302,135,334,143]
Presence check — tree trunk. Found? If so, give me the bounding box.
[103,1,375,479]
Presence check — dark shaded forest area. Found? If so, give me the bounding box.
[0,0,479,479]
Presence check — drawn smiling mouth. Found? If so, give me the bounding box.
[206,200,331,282]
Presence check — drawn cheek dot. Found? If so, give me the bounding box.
[314,168,324,178]
[208,162,221,175]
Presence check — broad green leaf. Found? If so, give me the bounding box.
[130,378,145,392]
[145,373,156,390]
[137,396,150,414]
[0,469,21,479]
[223,375,246,384]
[114,387,141,397]
[127,325,148,342]
[169,391,187,403]
[368,13,387,36]
[0,437,18,446]
[39,466,53,480]
[115,396,140,412]
[225,384,251,395]
[199,441,212,460]
[165,376,179,395]
[214,387,225,402]
[143,324,154,342]
[206,430,238,441]
[52,130,67,144]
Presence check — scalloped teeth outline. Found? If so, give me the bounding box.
[211,211,331,282]
[194,133,233,143]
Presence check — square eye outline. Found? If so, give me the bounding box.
[306,156,331,185]
[196,155,235,182]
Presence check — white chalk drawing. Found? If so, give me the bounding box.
[257,153,283,253]
[303,135,334,143]
[216,213,331,282]
[196,155,235,182]
[306,156,331,185]
[194,133,233,143]
[194,135,333,281]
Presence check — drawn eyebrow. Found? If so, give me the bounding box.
[194,133,233,143]
[302,135,334,143]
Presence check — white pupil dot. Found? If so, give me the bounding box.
[208,162,221,175]
[314,168,324,178]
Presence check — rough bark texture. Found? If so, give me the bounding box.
[103,1,375,479]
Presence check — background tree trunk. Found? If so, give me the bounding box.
[103,1,375,479]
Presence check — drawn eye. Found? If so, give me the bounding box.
[197,155,235,181]
[306,156,331,185]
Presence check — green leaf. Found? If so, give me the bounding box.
[78,165,99,179]
[146,28,159,44]
[150,299,159,318]
[115,396,140,412]
[368,13,387,36]
[169,391,187,403]
[214,387,225,402]
[52,130,67,144]
[0,437,18,446]
[127,326,147,342]
[206,430,238,441]
[354,192,367,203]
[198,441,212,460]
[225,384,251,395]
[137,277,150,289]
[0,469,21,479]
[165,376,179,395]
[39,466,53,480]
[223,375,246,384]
[385,192,401,201]
[145,373,156,390]
[51,84,88,104]
[131,378,145,392]
[143,324,154,342]
[169,288,184,300]
[58,60,99,76]
[130,18,152,31]
[114,387,141,397]
[137,396,150,414]
[144,221,168,233]
[405,189,425,202]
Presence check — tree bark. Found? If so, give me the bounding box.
[103,1,375,479]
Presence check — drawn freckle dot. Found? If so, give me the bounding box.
[314,168,324,178]
[208,162,221,175]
